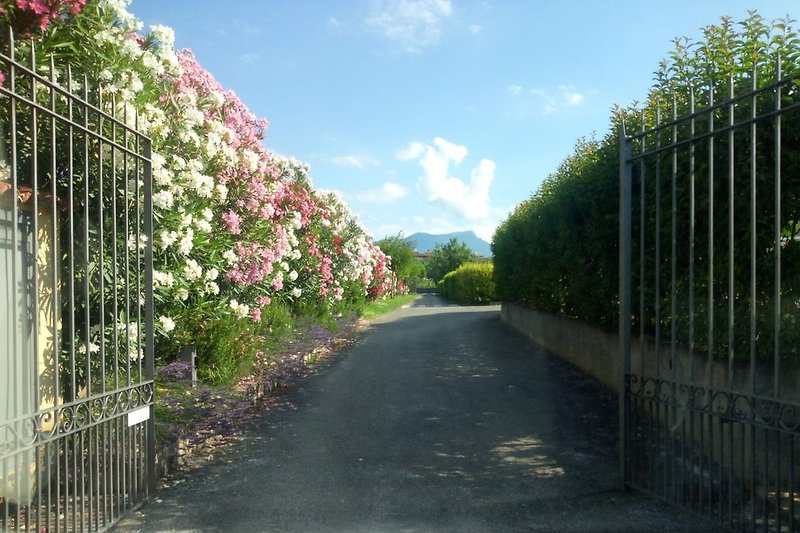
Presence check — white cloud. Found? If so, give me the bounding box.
[239,53,260,63]
[365,0,453,52]
[357,182,407,203]
[369,220,407,240]
[395,142,426,161]
[433,137,467,163]
[529,87,557,114]
[469,24,481,35]
[428,217,457,234]
[331,155,380,168]
[469,223,496,244]
[472,205,512,243]
[398,137,495,220]
[558,84,584,106]
[506,84,587,115]
[230,19,262,36]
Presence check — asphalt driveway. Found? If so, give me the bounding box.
[113,294,721,532]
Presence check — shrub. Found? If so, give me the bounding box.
[193,302,294,385]
[439,262,496,304]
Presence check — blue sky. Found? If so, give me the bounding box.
[129,0,796,243]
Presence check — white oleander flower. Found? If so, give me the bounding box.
[153,270,175,288]
[159,230,178,250]
[195,219,212,233]
[153,189,175,209]
[178,229,194,255]
[223,249,238,264]
[158,315,176,333]
[183,259,202,281]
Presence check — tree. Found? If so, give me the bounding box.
[427,238,476,283]
[377,233,425,288]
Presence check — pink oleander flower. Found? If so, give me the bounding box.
[319,256,333,284]
[10,0,86,32]
[221,209,242,235]
[225,242,276,286]
[175,51,269,154]
[250,307,261,323]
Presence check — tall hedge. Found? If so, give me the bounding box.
[493,136,619,327]
[493,12,800,359]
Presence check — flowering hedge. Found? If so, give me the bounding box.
[1,0,395,369]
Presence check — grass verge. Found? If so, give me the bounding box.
[360,293,417,320]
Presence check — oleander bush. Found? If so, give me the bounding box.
[0,0,395,385]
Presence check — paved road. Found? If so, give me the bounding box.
[114,294,721,532]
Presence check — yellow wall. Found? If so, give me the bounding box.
[0,198,58,504]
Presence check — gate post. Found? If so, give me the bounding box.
[618,124,632,490]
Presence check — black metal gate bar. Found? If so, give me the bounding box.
[620,55,800,531]
[0,28,154,532]
[619,119,632,491]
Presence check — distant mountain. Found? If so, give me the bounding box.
[408,231,492,257]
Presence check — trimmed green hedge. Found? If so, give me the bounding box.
[439,262,496,304]
[492,12,800,360]
[493,136,619,327]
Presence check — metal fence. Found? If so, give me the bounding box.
[620,57,800,531]
[0,30,154,532]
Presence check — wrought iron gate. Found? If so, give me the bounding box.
[620,57,800,531]
[0,31,154,532]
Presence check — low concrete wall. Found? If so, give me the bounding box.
[501,302,620,392]
[501,301,800,401]
[502,302,800,493]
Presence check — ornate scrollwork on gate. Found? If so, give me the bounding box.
[710,389,731,417]
[0,381,153,461]
[625,373,800,435]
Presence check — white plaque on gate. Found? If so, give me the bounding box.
[127,405,151,427]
